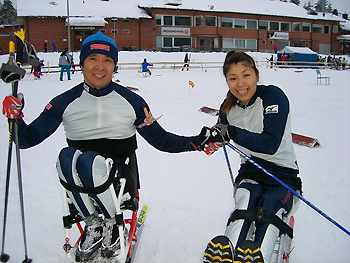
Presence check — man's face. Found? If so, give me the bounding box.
[81,53,115,89]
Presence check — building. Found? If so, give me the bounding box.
[2,0,348,55]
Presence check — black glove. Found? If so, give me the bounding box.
[190,126,211,151]
[207,123,231,144]
[197,124,232,155]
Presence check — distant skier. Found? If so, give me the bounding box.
[44,40,48,53]
[191,52,302,263]
[141,58,152,76]
[51,39,56,52]
[2,31,209,262]
[58,48,71,81]
[182,52,190,71]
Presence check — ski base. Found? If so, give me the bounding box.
[203,235,234,263]
[234,240,264,263]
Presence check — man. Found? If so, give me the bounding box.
[141,58,152,76]
[2,32,209,262]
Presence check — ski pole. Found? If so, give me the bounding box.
[222,144,235,187]
[0,32,32,263]
[226,142,350,237]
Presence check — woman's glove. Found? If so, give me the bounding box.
[200,124,232,155]
[191,124,231,155]
[207,123,231,144]
[2,93,24,119]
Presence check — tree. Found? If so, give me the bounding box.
[303,0,316,14]
[0,0,18,25]
[326,3,333,13]
[291,0,300,6]
[332,9,338,15]
[314,0,328,12]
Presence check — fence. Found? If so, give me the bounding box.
[23,60,349,75]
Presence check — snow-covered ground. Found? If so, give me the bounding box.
[0,51,349,263]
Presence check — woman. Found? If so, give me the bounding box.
[196,51,302,263]
[59,48,71,81]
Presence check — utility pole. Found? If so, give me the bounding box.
[66,0,71,52]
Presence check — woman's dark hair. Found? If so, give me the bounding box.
[221,51,259,113]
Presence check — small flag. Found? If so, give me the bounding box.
[189,80,195,88]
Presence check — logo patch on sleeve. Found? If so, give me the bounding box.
[265,105,278,114]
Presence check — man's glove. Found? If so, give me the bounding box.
[191,126,211,151]
[2,93,24,119]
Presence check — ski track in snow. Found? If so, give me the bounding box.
[0,51,349,263]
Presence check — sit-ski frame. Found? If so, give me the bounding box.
[62,158,140,263]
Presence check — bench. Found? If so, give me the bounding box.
[316,69,330,85]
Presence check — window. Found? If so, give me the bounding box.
[111,29,118,34]
[258,20,268,30]
[235,39,245,49]
[246,39,257,49]
[333,25,338,33]
[175,16,192,26]
[195,16,203,26]
[123,19,130,23]
[221,17,233,28]
[156,15,162,25]
[123,29,130,34]
[303,22,311,32]
[164,15,173,26]
[206,16,217,27]
[292,22,301,32]
[246,20,257,30]
[312,24,323,34]
[234,19,245,29]
[156,36,162,47]
[324,25,330,34]
[174,37,191,47]
[222,38,234,49]
[163,37,172,47]
[270,21,279,31]
[280,22,290,32]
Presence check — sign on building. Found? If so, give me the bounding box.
[161,27,190,36]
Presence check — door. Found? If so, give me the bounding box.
[199,38,211,51]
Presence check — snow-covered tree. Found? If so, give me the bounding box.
[326,3,333,13]
[290,0,300,6]
[314,0,328,12]
[304,0,316,14]
[0,0,18,25]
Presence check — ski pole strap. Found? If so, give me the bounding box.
[227,207,293,239]
[59,164,117,195]
[226,142,350,236]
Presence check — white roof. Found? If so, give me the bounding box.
[340,19,350,31]
[16,0,151,18]
[67,17,107,27]
[337,35,350,40]
[16,0,341,21]
[279,46,317,54]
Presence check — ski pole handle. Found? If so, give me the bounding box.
[226,142,350,237]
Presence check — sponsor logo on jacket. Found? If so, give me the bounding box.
[265,105,278,114]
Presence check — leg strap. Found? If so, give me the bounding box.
[227,206,293,238]
[60,164,117,195]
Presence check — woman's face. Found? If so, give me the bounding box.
[225,62,259,105]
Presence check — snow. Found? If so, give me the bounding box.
[67,17,107,27]
[16,0,341,22]
[0,50,350,263]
